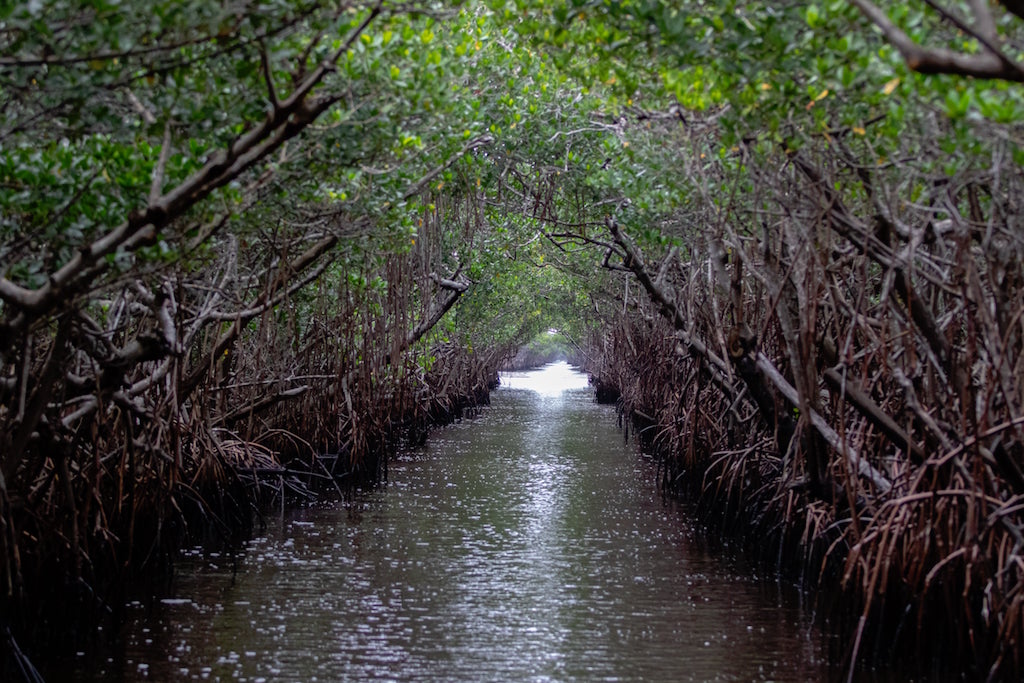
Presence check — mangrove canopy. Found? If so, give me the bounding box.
[3,0,1024,678]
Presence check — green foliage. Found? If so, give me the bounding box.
[6,2,1024,676]
[3,0,1022,376]
[505,328,575,368]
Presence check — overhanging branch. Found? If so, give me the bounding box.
[849,0,1024,82]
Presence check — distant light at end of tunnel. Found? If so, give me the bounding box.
[500,361,589,396]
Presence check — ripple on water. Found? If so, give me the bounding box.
[60,364,890,682]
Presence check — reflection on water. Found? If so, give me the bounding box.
[58,364,879,682]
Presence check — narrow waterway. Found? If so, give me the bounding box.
[63,362,850,681]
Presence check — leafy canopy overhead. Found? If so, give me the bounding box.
[3,0,1024,350]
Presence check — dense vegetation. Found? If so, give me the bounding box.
[3,0,1024,679]
[503,330,579,369]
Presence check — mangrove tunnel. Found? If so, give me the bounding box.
[3,0,1024,679]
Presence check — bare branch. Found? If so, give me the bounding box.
[429,272,470,292]
[966,0,997,40]
[126,89,156,125]
[849,0,1024,81]
[259,42,280,111]
[757,353,893,493]
[149,124,172,205]
[401,135,495,201]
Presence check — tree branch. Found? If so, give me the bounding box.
[0,4,383,324]
[999,0,1024,22]
[608,215,892,493]
[259,41,280,111]
[849,0,1024,82]
[758,353,893,493]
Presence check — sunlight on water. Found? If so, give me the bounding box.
[55,363,864,683]
[499,361,591,396]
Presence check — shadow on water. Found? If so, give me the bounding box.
[52,363,923,681]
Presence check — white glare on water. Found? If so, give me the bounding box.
[499,361,590,397]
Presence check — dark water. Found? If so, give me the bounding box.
[58,363,861,682]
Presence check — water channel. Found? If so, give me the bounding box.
[62,362,875,681]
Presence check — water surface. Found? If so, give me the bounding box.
[64,362,847,681]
